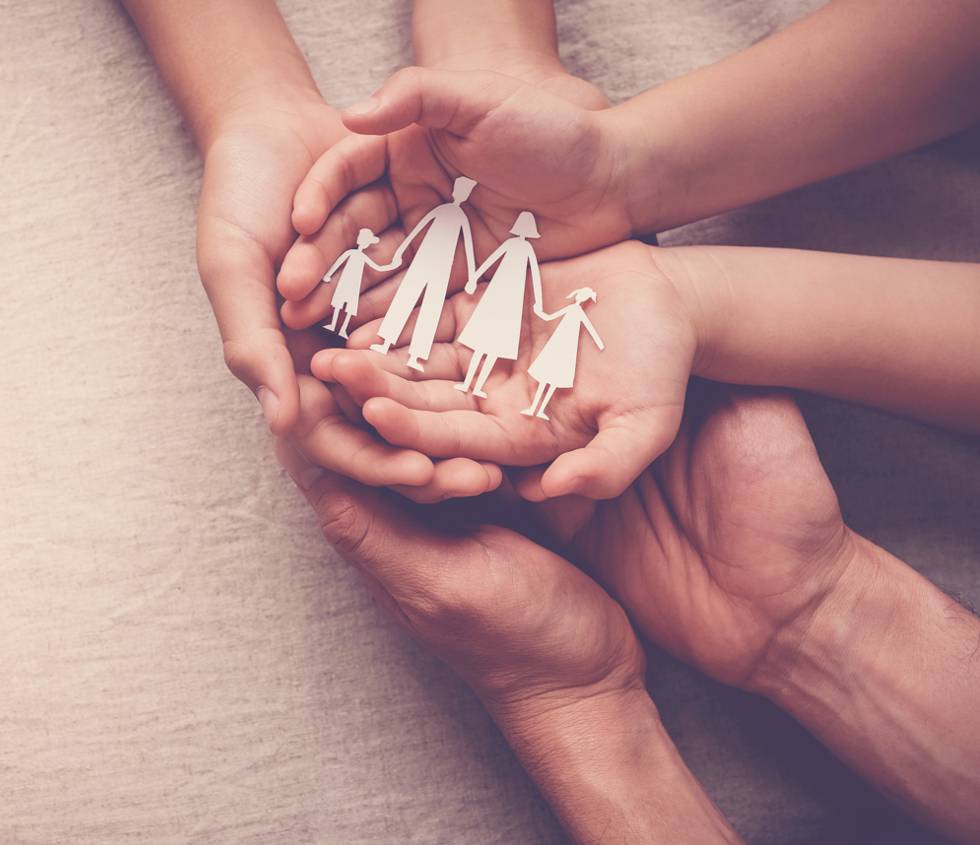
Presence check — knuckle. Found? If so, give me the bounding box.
[314,492,372,559]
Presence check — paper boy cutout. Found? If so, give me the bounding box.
[320,227,391,338]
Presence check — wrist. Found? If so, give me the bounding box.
[201,82,331,153]
[122,0,322,153]
[412,1,560,70]
[488,685,740,844]
[750,529,909,704]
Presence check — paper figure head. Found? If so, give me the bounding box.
[510,211,540,239]
[452,176,478,204]
[356,228,381,249]
[567,286,598,304]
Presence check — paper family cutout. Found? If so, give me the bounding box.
[319,176,603,420]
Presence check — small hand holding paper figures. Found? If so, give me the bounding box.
[320,227,390,338]
[314,242,698,500]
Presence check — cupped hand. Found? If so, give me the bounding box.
[311,242,696,499]
[275,63,634,330]
[196,87,347,433]
[275,441,646,715]
[529,385,856,691]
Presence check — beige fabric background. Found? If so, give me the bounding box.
[2,1,978,843]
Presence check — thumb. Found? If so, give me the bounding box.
[342,67,513,137]
[197,219,300,435]
[539,408,682,500]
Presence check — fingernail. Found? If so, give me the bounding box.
[345,97,379,116]
[256,386,279,429]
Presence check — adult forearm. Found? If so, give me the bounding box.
[120,0,320,150]
[663,245,980,433]
[609,0,980,231]
[490,688,742,845]
[412,0,559,67]
[757,534,980,843]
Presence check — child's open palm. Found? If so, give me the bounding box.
[312,243,696,499]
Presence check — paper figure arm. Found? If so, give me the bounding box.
[582,312,605,351]
[322,251,349,282]
[460,214,478,285]
[466,244,507,294]
[364,255,396,273]
[528,249,545,317]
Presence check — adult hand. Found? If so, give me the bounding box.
[276,435,644,713]
[275,437,741,845]
[529,385,852,689]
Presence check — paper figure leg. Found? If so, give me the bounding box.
[324,307,340,332]
[472,355,497,399]
[455,352,484,394]
[521,382,546,417]
[371,276,426,355]
[339,310,353,339]
[406,280,446,369]
[535,384,558,420]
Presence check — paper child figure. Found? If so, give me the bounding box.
[321,228,389,338]
[370,176,478,372]
[521,287,604,421]
[454,211,544,399]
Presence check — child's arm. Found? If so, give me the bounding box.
[662,245,980,432]
[610,0,980,232]
[121,0,345,436]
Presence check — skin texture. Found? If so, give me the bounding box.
[311,242,696,499]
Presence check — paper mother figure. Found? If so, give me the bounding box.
[521,287,604,421]
[454,211,544,399]
[369,176,478,372]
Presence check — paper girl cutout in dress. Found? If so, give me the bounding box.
[521,287,604,421]
[370,176,478,372]
[454,211,544,399]
[320,228,391,338]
